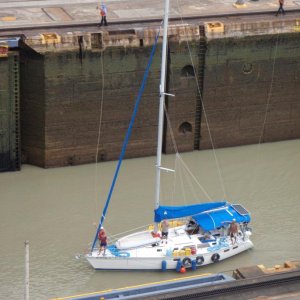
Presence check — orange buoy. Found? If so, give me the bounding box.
[180,266,186,273]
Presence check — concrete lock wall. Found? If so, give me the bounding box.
[19,24,300,168]
[43,43,162,167]
[20,48,45,167]
[201,33,300,149]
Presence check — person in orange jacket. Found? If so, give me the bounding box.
[98,4,108,26]
[98,227,107,255]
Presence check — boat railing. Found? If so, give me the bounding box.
[148,219,187,232]
[103,218,188,244]
[106,223,156,242]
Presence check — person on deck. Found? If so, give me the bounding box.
[98,4,108,26]
[229,219,238,244]
[98,227,107,255]
[161,220,169,242]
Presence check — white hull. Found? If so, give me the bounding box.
[86,227,253,270]
[86,241,253,270]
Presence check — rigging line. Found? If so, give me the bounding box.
[248,32,280,201]
[166,35,200,206]
[162,101,187,204]
[170,142,178,204]
[95,52,105,165]
[170,164,177,203]
[91,28,161,252]
[165,130,196,204]
[175,0,227,200]
[180,156,203,202]
[164,103,213,201]
[163,102,178,152]
[176,154,213,202]
[258,34,280,144]
[167,41,204,205]
[168,49,179,206]
[178,159,187,204]
[93,50,105,221]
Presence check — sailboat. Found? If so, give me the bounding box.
[85,0,253,271]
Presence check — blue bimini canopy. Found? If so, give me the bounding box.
[154,202,227,223]
[192,204,251,232]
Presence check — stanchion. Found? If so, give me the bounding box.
[25,240,29,300]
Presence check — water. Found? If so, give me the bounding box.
[1,140,300,299]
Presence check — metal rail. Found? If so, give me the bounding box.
[152,270,300,299]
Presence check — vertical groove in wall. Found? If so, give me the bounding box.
[8,52,21,171]
[194,25,207,150]
[0,52,20,172]
[13,54,21,170]
[0,56,8,171]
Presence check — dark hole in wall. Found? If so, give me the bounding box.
[179,122,192,134]
[243,63,253,74]
[181,65,195,77]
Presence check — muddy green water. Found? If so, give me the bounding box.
[1,140,300,299]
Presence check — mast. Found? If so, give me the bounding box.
[155,0,169,228]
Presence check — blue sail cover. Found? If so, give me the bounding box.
[192,205,251,231]
[154,202,227,222]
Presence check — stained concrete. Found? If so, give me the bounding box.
[1,1,300,168]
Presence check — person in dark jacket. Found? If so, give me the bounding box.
[276,0,285,16]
